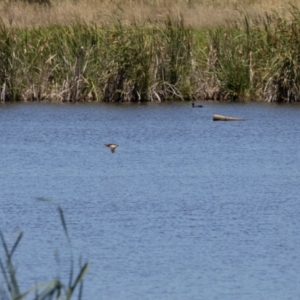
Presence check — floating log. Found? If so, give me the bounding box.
[213,114,243,121]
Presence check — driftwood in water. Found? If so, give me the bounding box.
[213,114,243,121]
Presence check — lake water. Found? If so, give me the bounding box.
[0,101,300,300]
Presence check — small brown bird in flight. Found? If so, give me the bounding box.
[104,143,120,153]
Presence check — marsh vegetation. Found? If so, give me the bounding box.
[1,0,300,102]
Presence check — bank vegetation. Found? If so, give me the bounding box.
[1,0,300,103]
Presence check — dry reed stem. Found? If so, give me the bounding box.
[0,0,299,28]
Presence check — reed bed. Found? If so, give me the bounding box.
[0,17,200,102]
[1,4,300,102]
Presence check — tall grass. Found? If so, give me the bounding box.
[1,6,300,102]
[0,16,198,102]
[207,6,300,102]
[0,202,89,300]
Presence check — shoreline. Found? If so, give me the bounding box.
[1,3,300,103]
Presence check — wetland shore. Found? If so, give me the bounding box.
[1,0,300,103]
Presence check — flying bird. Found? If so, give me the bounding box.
[104,143,120,153]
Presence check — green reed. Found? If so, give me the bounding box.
[1,6,300,102]
[203,6,300,102]
[0,16,199,102]
[0,201,89,300]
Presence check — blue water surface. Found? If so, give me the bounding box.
[0,101,299,300]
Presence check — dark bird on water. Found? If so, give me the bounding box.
[192,103,203,108]
[104,143,120,153]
